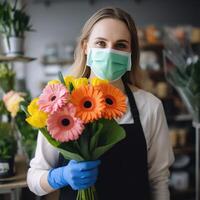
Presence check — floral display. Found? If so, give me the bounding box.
[23,73,127,200]
[163,36,200,122]
[3,90,25,117]
[0,62,38,161]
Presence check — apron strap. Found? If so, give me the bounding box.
[123,80,140,120]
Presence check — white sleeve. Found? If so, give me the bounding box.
[148,101,175,200]
[27,131,59,196]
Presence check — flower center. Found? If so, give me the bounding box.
[61,118,70,126]
[84,101,92,108]
[106,98,113,105]
[51,95,56,101]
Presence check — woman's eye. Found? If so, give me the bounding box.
[115,43,127,49]
[95,41,106,48]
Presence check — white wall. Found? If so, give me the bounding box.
[24,0,200,96]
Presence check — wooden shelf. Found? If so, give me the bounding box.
[171,187,195,195]
[171,114,193,122]
[0,55,36,62]
[173,146,195,154]
[0,155,27,189]
[140,42,164,50]
[41,59,73,66]
[140,41,200,50]
[167,114,192,123]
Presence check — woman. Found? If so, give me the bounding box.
[27,7,174,200]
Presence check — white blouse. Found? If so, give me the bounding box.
[27,88,175,200]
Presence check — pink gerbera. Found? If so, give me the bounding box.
[47,103,84,142]
[38,83,69,114]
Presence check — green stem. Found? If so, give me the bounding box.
[76,191,79,200]
[86,188,89,200]
[83,189,86,200]
[76,187,97,200]
[89,187,94,200]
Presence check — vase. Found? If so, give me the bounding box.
[1,36,24,56]
[0,156,15,178]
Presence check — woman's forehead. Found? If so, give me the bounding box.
[89,18,131,42]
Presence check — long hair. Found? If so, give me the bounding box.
[72,7,143,88]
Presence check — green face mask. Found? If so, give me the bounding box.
[86,48,132,81]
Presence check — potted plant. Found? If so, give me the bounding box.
[0,62,37,164]
[0,64,18,178]
[0,117,17,178]
[0,0,34,56]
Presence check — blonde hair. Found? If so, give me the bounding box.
[72,7,143,88]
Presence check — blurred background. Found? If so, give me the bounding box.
[24,0,200,97]
[0,0,200,200]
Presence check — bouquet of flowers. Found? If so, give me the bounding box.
[163,35,200,122]
[23,72,127,200]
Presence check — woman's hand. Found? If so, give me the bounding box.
[47,160,101,190]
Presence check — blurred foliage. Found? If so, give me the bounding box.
[0,99,8,116]
[0,0,34,37]
[166,58,200,122]
[15,109,38,159]
[0,122,17,159]
[15,93,38,159]
[0,63,15,92]
[0,76,37,160]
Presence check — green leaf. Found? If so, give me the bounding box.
[58,148,84,161]
[187,78,200,95]
[177,87,195,116]
[89,121,103,152]
[40,128,60,146]
[191,60,200,84]
[58,71,66,86]
[91,119,126,160]
[40,128,84,161]
[0,122,17,158]
[20,102,30,116]
[68,82,74,93]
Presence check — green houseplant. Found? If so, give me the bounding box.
[0,119,17,178]
[0,63,37,175]
[0,63,37,164]
[0,0,34,56]
[0,63,15,92]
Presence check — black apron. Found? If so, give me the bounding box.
[58,83,150,200]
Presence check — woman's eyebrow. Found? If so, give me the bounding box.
[116,39,129,43]
[95,37,107,41]
[95,37,129,43]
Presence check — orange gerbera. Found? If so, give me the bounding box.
[97,84,127,119]
[71,85,105,123]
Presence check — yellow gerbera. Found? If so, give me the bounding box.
[64,75,75,87]
[26,98,48,128]
[73,78,88,89]
[26,112,48,128]
[48,80,60,85]
[91,77,109,86]
[71,85,105,123]
[27,98,40,115]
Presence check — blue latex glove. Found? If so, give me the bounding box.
[47,160,100,190]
